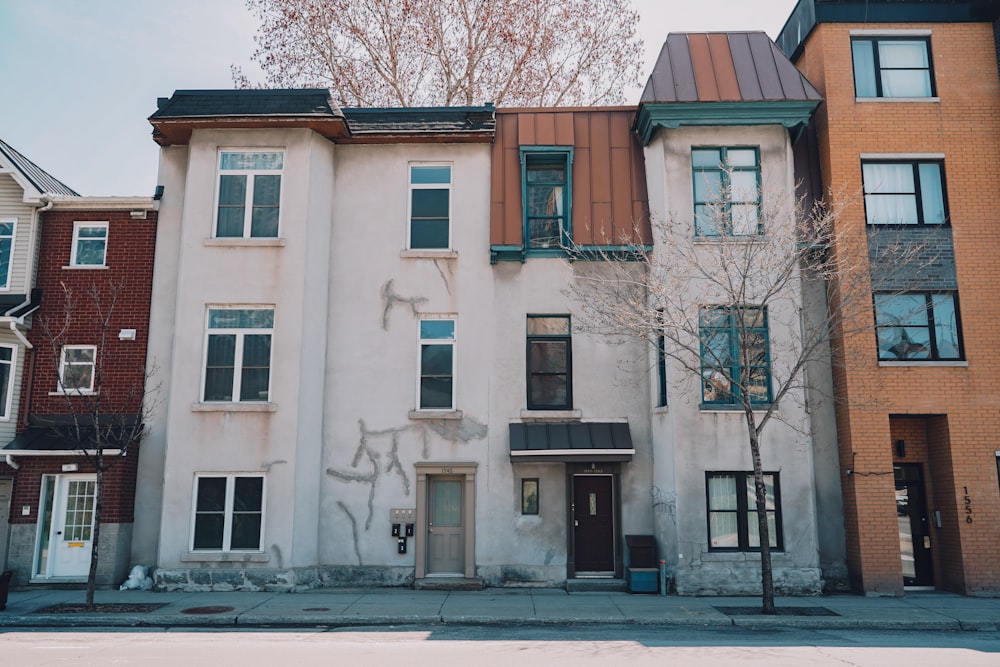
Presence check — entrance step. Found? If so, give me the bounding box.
[414,577,485,591]
[565,578,626,593]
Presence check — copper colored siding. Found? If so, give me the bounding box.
[490,109,651,248]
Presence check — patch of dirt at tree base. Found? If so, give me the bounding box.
[32,603,167,614]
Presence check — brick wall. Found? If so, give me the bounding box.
[797,21,1000,594]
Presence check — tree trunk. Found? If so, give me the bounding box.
[746,413,776,614]
[85,458,103,609]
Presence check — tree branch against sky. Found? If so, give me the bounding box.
[235,0,643,107]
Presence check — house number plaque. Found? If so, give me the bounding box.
[963,486,973,523]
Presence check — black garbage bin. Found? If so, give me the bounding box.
[0,570,11,611]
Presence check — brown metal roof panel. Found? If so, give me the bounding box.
[747,32,786,100]
[688,33,720,102]
[610,146,633,235]
[554,113,575,145]
[608,111,633,148]
[573,146,593,243]
[534,113,556,145]
[709,34,742,102]
[517,113,535,145]
[502,147,523,245]
[666,33,699,102]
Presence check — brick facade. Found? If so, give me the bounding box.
[792,20,1000,595]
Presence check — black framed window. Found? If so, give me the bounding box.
[655,308,667,408]
[874,292,962,361]
[852,37,935,98]
[707,472,782,552]
[192,475,264,551]
[862,161,947,225]
[526,315,572,410]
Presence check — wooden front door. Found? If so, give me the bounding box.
[427,477,464,575]
[573,475,615,573]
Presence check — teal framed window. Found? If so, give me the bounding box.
[707,472,782,551]
[203,307,274,402]
[862,160,947,225]
[655,308,667,408]
[0,344,15,419]
[692,147,761,236]
[409,165,451,249]
[526,315,572,410]
[874,292,962,361]
[216,151,283,238]
[0,221,14,287]
[521,147,572,253]
[417,317,456,410]
[852,37,935,98]
[699,306,771,405]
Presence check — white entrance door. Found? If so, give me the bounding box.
[45,475,96,578]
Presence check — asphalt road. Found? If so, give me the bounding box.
[2,625,1000,666]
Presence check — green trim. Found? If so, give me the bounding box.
[636,101,820,145]
[490,245,525,264]
[567,245,652,262]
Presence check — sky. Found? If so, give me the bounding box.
[0,0,800,197]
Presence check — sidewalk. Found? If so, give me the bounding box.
[4,587,1000,631]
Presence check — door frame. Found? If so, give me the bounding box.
[33,473,96,580]
[415,463,476,580]
[566,463,621,578]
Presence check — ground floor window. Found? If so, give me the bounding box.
[706,471,781,551]
[191,474,264,551]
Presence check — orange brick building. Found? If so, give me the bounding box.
[779,0,1000,595]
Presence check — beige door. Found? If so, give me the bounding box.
[427,477,463,575]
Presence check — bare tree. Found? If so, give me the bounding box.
[234,0,643,107]
[566,177,928,613]
[34,281,157,609]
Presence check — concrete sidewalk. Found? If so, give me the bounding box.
[2,587,1000,631]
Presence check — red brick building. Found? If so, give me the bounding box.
[779,0,1000,595]
[1,198,156,587]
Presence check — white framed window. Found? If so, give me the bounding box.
[417,317,456,410]
[191,474,265,551]
[215,150,283,238]
[408,164,452,249]
[0,220,15,289]
[0,344,16,419]
[59,345,96,393]
[70,222,108,267]
[202,307,274,403]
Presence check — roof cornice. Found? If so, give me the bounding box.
[635,100,821,145]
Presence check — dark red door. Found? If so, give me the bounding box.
[573,475,614,573]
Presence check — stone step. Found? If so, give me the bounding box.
[413,577,485,591]
[565,578,627,593]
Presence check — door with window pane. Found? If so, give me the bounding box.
[43,475,96,578]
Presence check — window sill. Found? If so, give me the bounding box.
[855,96,939,103]
[653,405,669,415]
[699,404,774,415]
[692,236,765,244]
[400,249,457,259]
[48,390,96,397]
[181,551,269,563]
[409,409,463,420]
[191,402,277,412]
[62,265,108,270]
[519,409,582,420]
[878,360,967,368]
[702,550,786,561]
[204,238,287,247]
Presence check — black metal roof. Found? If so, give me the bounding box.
[4,415,141,455]
[150,89,344,120]
[509,421,634,462]
[0,139,79,197]
[342,105,496,136]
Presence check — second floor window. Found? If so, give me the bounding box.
[874,292,961,361]
[71,222,108,267]
[216,151,283,238]
[526,315,572,410]
[522,148,572,251]
[692,147,761,236]
[59,345,97,393]
[409,165,451,249]
[700,306,771,405]
[203,307,273,402]
[0,221,14,288]
[862,161,946,225]
[852,37,934,98]
[417,318,456,410]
